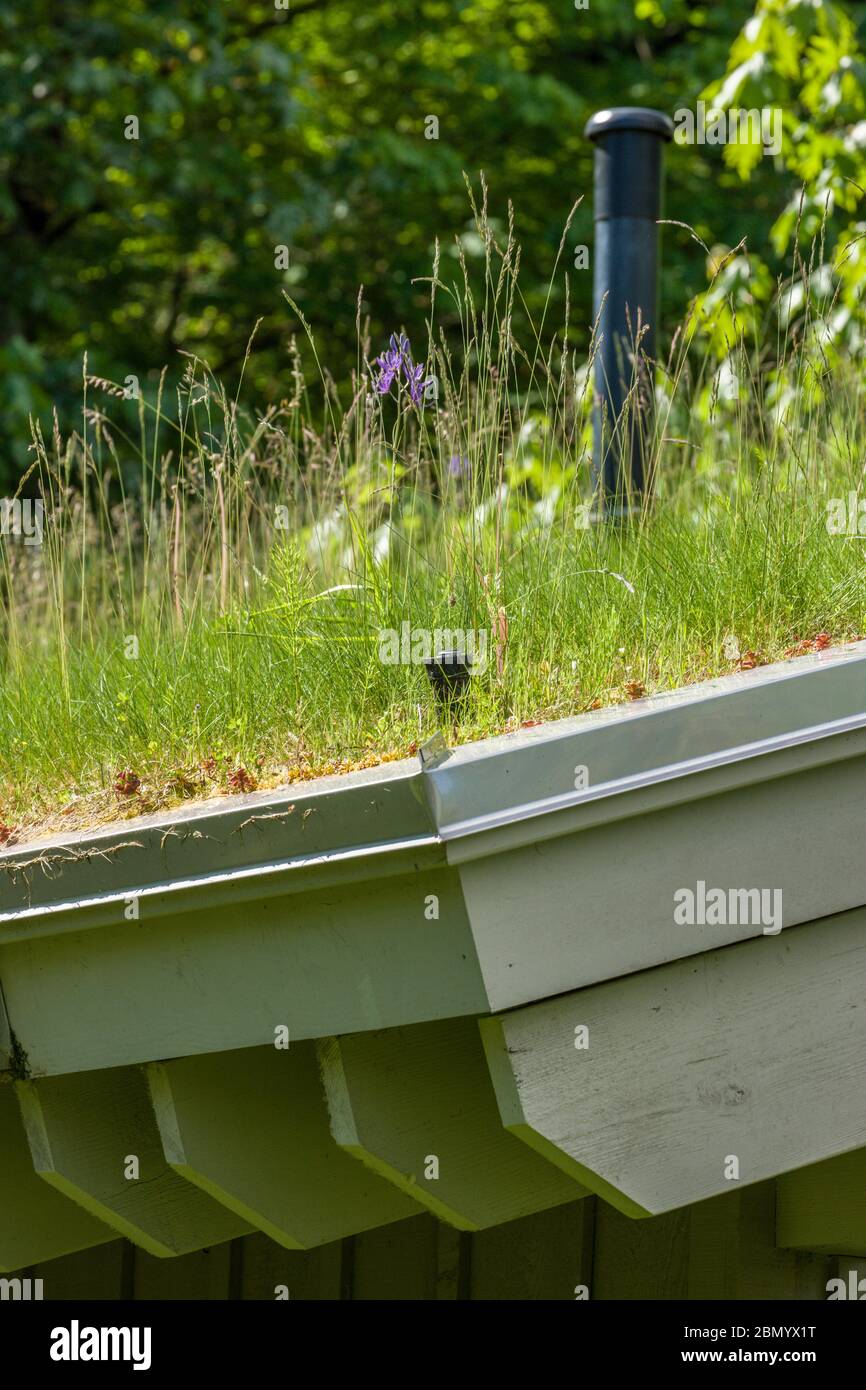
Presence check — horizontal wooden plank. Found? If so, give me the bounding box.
[481,908,866,1214]
[1,868,486,1076]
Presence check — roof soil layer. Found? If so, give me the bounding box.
[3,641,866,1268]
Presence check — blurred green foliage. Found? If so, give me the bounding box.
[0,0,863,487]
[694,0,866,372]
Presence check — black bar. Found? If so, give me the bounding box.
[584,107,673,515]
[6,1296,862,1375]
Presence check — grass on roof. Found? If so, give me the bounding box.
[1,195,864,842]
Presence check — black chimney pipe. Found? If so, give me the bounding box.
[584,107,673,516]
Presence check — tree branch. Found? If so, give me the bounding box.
[227,0,332,45]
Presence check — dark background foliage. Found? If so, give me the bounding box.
[0,0,853,485]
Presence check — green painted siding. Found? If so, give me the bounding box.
[4,1186,836,1301]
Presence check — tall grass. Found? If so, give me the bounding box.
[1,188,865,837]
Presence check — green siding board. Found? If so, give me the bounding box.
[29,1241,128,1299]
[470,1199,594,1300]
[350,1216,440,1300]
[240,1231,344,1300]
[777,1148,866,1255]
[133,1243,234,1300]
[593,1202,691,1299]
[0,1188,838,1299]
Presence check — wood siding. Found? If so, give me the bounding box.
[5,1185,839,1301]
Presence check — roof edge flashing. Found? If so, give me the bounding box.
[3,641,865,931]
[424,641,866,837]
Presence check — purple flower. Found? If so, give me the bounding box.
[374,354,399,394]
[373,333,407,395]
[405,360,433,405]
[372,332,434,406]
[448,454,471,478]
